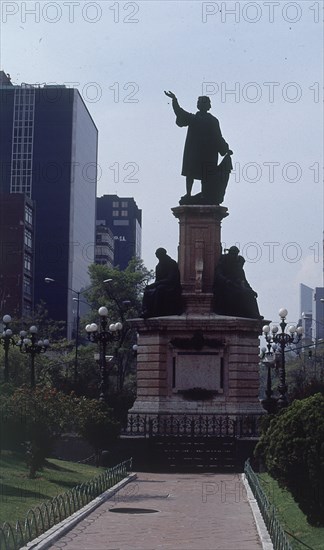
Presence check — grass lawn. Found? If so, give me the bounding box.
[258,473,324,550]
[0,451,104,525]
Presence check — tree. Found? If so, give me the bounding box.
[86,258,152,320]
[75,398,120,466]
[0,345,30,387]
[85,259,153,395]
[0,386,121,475]
[0,386,76,477]
[285,343,324,401]
[255,393,324,525]
[33,342,101,399]
[10,301,65,341]
[0,301,67,388]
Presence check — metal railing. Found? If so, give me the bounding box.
[244,459,293,550]
[126,413,263,438]
[0,458,132,550]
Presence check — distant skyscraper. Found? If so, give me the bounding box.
[0,72,98,336]
[313,287,324,342]
[300,283,313,316]
[299,283,324,343]
[96,195,142,269]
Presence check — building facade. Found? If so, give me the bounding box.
[0,193,35,317]
[95,223,114,267]
[0,72,98,336]
[300,283,324,343]
[96,194,142,269]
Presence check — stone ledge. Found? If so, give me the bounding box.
[128,314,264,333]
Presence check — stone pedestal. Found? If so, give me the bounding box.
[172,205,228,314]
[128,314,263,415]
[128,203,263,419]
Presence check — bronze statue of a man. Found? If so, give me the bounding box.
[164,91,232,203]
[213,246,262,319]
[142,248,182,318]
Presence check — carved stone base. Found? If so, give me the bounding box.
[128,314,264,417]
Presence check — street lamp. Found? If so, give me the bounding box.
[0,314,16,382]
[262,308,303,409]
[259,341,280,414]
[18,325,49,388]
[44,277,100,384]
[85,306,123,402]
[44,278,84,377]
[44,277,107,383]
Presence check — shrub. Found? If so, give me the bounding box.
[255,393,324,525]
[0,386,76,477]
[76,398,120,466]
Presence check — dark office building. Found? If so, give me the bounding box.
[0,72,98,336]
[0,193,35,317]
[95,223,114,267]
[96,195,142,269]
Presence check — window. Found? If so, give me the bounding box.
[24,229,32,249]
[25,205,33,225]
[121,201,128,208]
[112,201,119,207]
[121,210,128,217]
[113,220,129,226]
[23,276,32,295]
[112,210,119,217]
[24,254,32,272]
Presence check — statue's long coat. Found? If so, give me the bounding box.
[172,98,229,180]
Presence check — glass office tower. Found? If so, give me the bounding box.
[0,72,98,337]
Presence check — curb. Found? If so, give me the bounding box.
[241,473,274,550]
[21,472,137,550]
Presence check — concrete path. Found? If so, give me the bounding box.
[46,472,265,550]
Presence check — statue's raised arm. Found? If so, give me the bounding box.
[164,90,177,100]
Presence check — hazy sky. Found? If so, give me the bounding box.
[1,0,323,325]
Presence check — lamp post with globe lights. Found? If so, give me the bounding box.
[85,307,123,402]
[259,341,279,414]
[1,314,16,382]
[44,277,112,384]
[262,308,303,409]
[18,326,49,388]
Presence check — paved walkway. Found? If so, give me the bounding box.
[46,472,266,550]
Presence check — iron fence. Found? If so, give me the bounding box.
[126,413,263,438]
[0,458,132,550]
[244,459,293,550]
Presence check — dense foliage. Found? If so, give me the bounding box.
[255,393,324,525]
[287,345,324,401]
[76,398,120,466]
[0,259,153,476]
[0,386,121,477]
[0,386,75,477]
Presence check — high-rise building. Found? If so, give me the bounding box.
[313,287,324,342]
[0,72,98,336]
[300,283,324,343]
[0,193,35,317]
[96,195,142,269]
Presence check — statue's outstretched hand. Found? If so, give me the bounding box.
[164,90,176,100]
